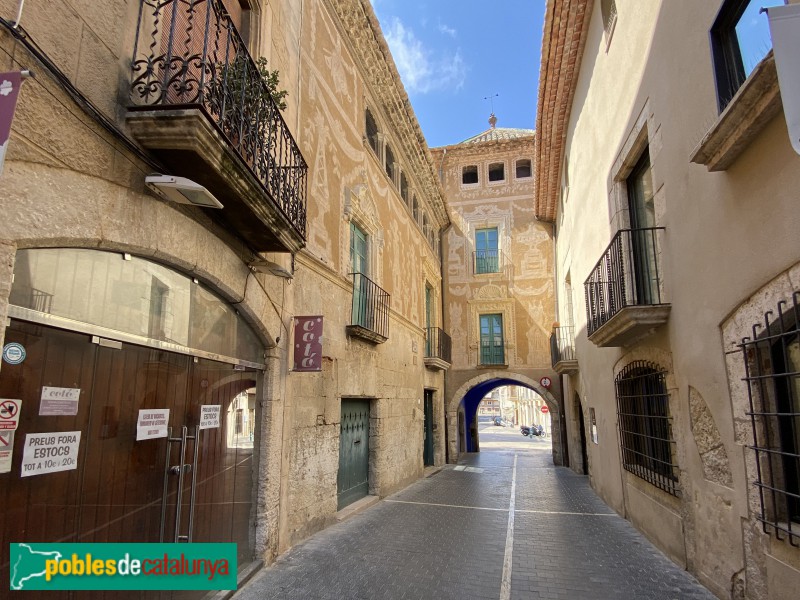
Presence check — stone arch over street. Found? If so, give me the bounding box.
[446,371,563,464]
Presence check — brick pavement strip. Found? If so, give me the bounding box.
[234,428,715,600]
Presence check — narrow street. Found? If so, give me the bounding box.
[234,421,715,600]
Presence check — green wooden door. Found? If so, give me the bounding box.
[480,313,505,365]
[337,399,370,509]
[423,390,434,466]
[475,227,499,273]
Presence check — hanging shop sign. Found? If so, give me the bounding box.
[293,316,323,372]
[0,431,14,474]
[2,342,26,365]
[0,71,29,176]
[21,431,81,477]
[767,4,800,156]
[199,405,221,430]
[39,387,81,416]
[0,398,21,430]
[136,409,170,441]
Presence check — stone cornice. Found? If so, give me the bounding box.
[432,135,535,158]
[325,0,450,229]
[533,0,594,222]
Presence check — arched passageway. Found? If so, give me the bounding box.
[448,372,562,462]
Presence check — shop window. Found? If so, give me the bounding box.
[615,361,680,497]
[740,291,800,543]
[515,159,532,179]
[462,165,478,185]
[488,162,505,182]
[365,108,379,155]
[711,0,784,111]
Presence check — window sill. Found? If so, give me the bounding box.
[690,53,782,172]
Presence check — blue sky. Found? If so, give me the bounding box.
[370,0,546,148]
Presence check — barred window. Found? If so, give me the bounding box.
[600,0,617,40]
[741,291,800,545]
[615,361,680,497]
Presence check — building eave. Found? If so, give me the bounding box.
[533,0,594,222]
[326,0,450,229]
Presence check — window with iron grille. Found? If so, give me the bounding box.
[615,361,680,497]
[740,291,800,545]
[600,0,618,41]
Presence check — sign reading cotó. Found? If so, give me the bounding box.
[40,387,81,416]
[21,431,81,477]
[293,316,323,372]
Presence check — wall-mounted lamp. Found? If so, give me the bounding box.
[248,259,293,279]
[145,174,223,209]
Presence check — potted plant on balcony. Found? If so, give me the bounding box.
[206,55,288,151]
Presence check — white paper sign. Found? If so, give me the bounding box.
[199,405,221,430]
[0,431,14,473]
[136,409,170,441]
[768,4,800,155]
[21,431,81,477]
[40,387,81,416]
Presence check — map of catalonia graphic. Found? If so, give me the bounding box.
[10,544,62,590]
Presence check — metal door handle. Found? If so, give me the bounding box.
[354,439,361,444]
[169,464,192,475]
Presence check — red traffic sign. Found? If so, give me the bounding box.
[540,405,550,414]
[539,376,552,388]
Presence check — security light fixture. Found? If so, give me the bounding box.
[145,175,224,209]
[248,259,293,279]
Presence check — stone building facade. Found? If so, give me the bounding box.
[536,0,800,598]
[0,0,447,590]
[430,128,561,465]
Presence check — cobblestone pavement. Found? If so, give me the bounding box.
[234,422,716,600]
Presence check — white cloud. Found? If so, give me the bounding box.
[438,22,457,38]
[384,17,466,95]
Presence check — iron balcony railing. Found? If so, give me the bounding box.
[425,327,452,363]
[473,249,506,275]
[129,0,307,237]
[350,273,390,339]
[478,340,506,366]
[550,325,576,368]
[584,227,666,336]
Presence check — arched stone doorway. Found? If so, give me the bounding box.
[447,371,563,465]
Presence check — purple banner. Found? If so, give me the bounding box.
[0,71,24,175]
[293,316,323,372]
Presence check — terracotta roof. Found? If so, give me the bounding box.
[459,127,536,145]
[533,0,594,222]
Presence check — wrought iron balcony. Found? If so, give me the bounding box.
[473,250,507,275]
[127,0,307,253]
[478,340,506,367]
[584,228,670,347]
[424,327,452,370]
[347,273,390,344]
[550,325,578,374]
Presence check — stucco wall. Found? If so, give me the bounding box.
[554,0,800,597]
